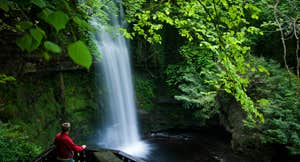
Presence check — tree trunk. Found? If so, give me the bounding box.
[59,71,66,121]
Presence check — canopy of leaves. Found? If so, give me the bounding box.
[124,0,264,122]
[244,56,300,154]
[0,0,110,69]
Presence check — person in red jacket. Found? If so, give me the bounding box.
[54,122,86,162]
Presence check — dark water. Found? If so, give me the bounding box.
[142,128,251,162]
[88,127,299,162]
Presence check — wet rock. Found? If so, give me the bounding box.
[150,132,192,141]
[93,150,122,162]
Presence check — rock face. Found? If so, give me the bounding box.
[0,31,100,152]
[0,31,85,76]
[217,93,274,161]
[93,151,122,162]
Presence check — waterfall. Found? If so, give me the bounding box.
[94,0,149,157]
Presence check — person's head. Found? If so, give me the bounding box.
[61,122,71,133]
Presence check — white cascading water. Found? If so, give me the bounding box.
[94,0,149,158]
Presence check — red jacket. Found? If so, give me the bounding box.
[54,132,84,159]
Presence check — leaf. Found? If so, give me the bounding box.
[38,8,53,20]
[43,52,50,61]
[0,1,9,12]
[29,28,46,50]
[67,41,92,69]
[16,21,33,31]
[37,27,46,37]
[257,99,270,106]
[42,11,69,32]
[31,39,41,50]
[30,28,43,43]
[16,34,33,52]
[72,16,94,31]
[31,0,46,8]
[44,41,61,53]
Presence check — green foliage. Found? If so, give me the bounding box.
[31,0,47,8]
[165,43,218,122]
[0,72,97,148]
[41,10,69,32]
[0,74,15,84]
[62,73,96,142]
[134,75,156,111]
[255,0,300,78]
[243,56,300,154]
[44,41,61,53]
[124,0,264,122]
[0,124,42,162]
[0,0,110,69]
[16,34,33,52]
[67,41,92,70]
[0,1,9,12]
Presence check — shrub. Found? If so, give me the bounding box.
[0,123,42,162]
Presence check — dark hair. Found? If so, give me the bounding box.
[61,122,71,132]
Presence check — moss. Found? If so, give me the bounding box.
[93,151,122,162]
[0,71,98,150]
[134,73,156,111]
[0,124,42,162]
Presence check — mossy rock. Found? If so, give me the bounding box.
[93,150,122,162]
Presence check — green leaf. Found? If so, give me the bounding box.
[31,0,46,8]
[16,34,33,52]
[72,16,95,31]
[43,52,50,61]
[42,11,69,32]
[38,8,53,20]
[0,1,9,12]
[31,39,40,50]
[29,28,45,50]
[0,74,15,84]
[44,41,61,53]
[16,21,33,31]
[30,28,43,43]
[257,99,270,106]
[67,41,92,69]
[36,27,46,37]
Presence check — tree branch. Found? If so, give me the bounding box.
[273,0,292,85]
[294,20,300,79]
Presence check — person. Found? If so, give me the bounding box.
[54,122,87,162]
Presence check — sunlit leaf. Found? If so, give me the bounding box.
[42,10,69,32]
[31,0,46,8]
[16,34,33,52]
[67,41,92,69]
[44,41,61,53]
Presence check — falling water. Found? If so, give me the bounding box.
[94,0,148,157]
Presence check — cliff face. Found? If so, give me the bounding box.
[0,71,98,147]
[0,31,98,148]
[0,31,86,77]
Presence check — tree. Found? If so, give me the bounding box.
[124,0,264,122]
[257,0,300,79]
[0,0,108,70]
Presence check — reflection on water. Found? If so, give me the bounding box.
[143,128,251,162]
